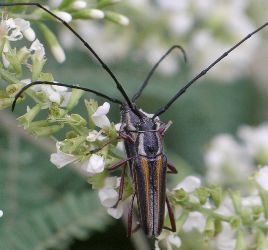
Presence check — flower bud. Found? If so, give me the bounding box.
[105,11,129,26]
[72,9,104,19]
[53,11,72,23]
[38,23,65,63]
[68,114,87,127]
[85,99,98,128]
[71,1,87,10]
[209,186,222,208]
[259,190,268,219]
[29,124,63,136]
[66,88,84,111]
[0,210,3,218]
[235,230,245,250]
[6,83,23,97]
[0,98,14,110]
[204,217,215,239]
[174,188,188,202]
[176,210,189,232]
[61,136,85,154]
[195,187,209,205]
[256,230,268,250]
[17,104,42,128]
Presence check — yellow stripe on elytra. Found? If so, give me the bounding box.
[156,155,163,229]
[141,157,151,231]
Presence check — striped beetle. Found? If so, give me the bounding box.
[3,2,268,238]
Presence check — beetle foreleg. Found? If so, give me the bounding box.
[167,163,177,174]
[163,197,176,232]
[127,192,136,237]
[119,132,135,143]
[113,165,126,208]
[108,157,134,171]
[88,136,120,154]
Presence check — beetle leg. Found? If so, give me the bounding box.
[113,165,126,208]
[119,129,135,143]
[88,136,120,154]
[127,192,136,237]
[163,197,176,232]
[108,157,134,171]
[132,223,140,234]
[167,162,177,174]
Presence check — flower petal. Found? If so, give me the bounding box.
[98,188,118,207]
[255,166,268,191]
[93,102,110,116]
[92,115,111,128]
[82,154,105,175]
[107,202,123,219]
[174,176,201,193]
[50,152,76,168]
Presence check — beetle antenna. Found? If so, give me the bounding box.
[12,81,122,111]
[0,3,134,109]
[153,21,268,118]
[132,45,187,102]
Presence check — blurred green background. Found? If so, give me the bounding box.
[0,0,268,249]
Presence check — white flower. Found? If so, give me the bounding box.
[40,84,70,105]
[86,130,106,142]
[116,141,125,152]
[205,134,252,185]
[255,166,268,191]
[215,196,234,217]
[49,0,63,8]
[0,210,3,218]
[182,211,206,233]
[14,18,35,41]
[173,176,201,193]
[30,39,46,61]
[156,232,181,250]
[115,123,121,131]
[239,124,268,161]
[214,223,236,250]
[1,18,23,41]
[81,154,105,175]
[107,201,124,219]
[98,188,118,207]
[103,177,118,189]
[50,143,77,168]
[92,102,111,128]
[51,45,66,63]
[241,195,262,207]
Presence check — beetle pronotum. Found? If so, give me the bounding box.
[1,2,268,238]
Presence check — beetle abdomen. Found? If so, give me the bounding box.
[134,154,167,237]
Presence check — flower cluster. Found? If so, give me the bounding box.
[205,123,268,187]
[0,10,126,220]
[2,4,268,250]
[59,0,268,84]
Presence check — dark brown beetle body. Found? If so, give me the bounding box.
[119,104,175,237]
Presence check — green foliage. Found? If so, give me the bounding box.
[0,131,112,250]
[0,191,111,250]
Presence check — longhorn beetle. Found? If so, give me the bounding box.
[2,2,268,238]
